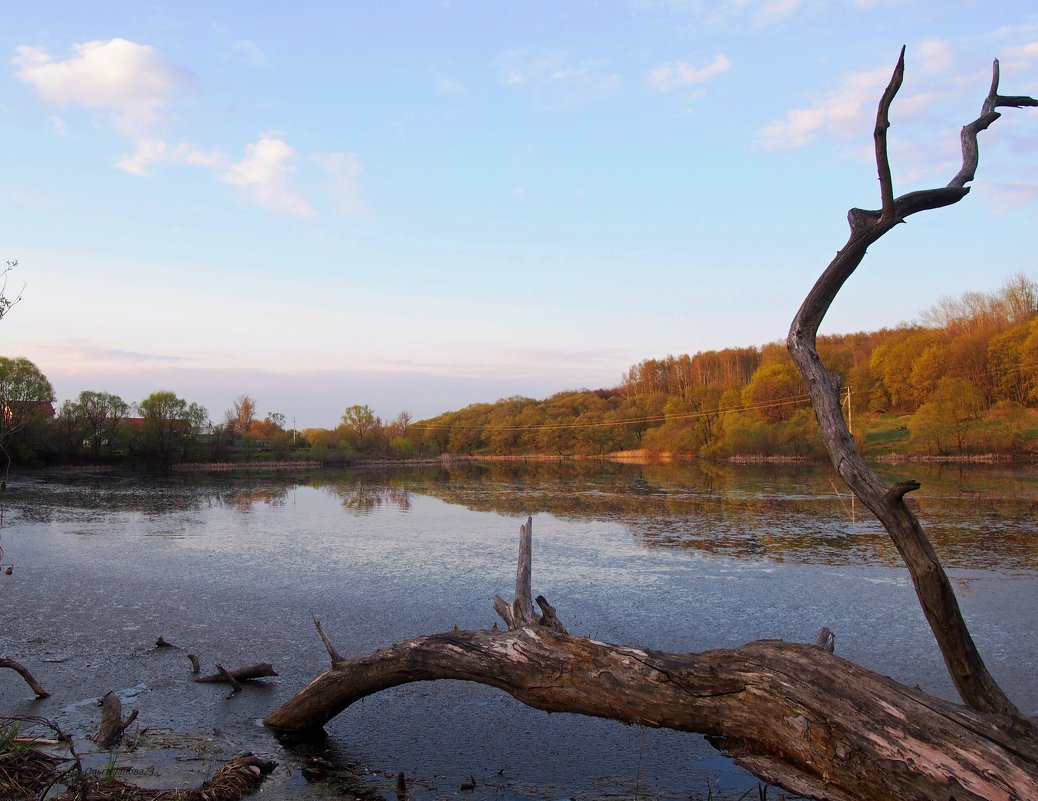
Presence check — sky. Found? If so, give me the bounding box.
[2,1,1036,429]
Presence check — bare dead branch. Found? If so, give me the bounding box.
[811,627,835,653]
[313,616,347,667]
[874,45,905,219]
[195,663,277,684]
[96,691,139,749]
[0,657,50,698]
[950,59,1038,189]
[495,516,541,629]
[787,50,1037,719]
[217,665,243,695]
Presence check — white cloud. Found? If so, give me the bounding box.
[632,0,801,26]
[754,0,800,25]
[647,55,731,91]
[495,48,621,108]
[1002,41,1038,72]
[758,66,892,149]
[317,152,364,216]
[918,38,953,75]
[231,39,268,68]
[220,135,315,217]
[437,77,466,94]
[14,37,354,218]
[116,138,225,176]
[14,38,182,135]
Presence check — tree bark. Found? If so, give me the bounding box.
[265,52,1038,801]
[96,691,139,749]
[265,626,1038,801]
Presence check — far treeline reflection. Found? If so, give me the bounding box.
[13,460,1038,572]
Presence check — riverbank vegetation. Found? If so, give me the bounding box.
[4,274,1038,469]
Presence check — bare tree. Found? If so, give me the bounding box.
[0,261,24,322]
[263,53,1038,801]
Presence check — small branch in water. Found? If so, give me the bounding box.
[0,657,50,698]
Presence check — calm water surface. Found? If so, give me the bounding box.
[0,461,1035,800]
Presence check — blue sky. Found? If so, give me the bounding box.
[2,1,1036,428]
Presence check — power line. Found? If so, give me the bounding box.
[410,392,818,433]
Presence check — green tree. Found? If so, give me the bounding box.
[340,404,384,453]
[988,323,1031,405]
[78,390,130,459]
[137,390,209,470]
[0,357,54,476]
[742,361,804,424]
[52,399,85,458]
[911,377,984,455]
[909,342,949,406]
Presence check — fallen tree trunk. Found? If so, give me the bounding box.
[266,626,1037,801]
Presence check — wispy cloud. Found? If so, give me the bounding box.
[758,65,893,149]
[631,0,802,26]
[1002,40,1038,73]
[647,55,731,92]
[918,37,953,75]
[220,136,315,217]
[231,39,268,68]
[29,338,194,371]
[437,76,466,94]
[758,38,1038,205]
[14,38,184,135]
[316,152,365,217]
[116,138,224,176]
[495,48,621,108]
[14,37,359,218]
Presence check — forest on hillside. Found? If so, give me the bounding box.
[404,274,1038,460]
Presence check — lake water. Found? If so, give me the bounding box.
[1,460,1035,800]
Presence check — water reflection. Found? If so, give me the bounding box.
[6,460,1038,570]
[3,460,1036,800]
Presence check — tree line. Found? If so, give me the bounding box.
[408,273,1038,459]
[4,273,1038,467]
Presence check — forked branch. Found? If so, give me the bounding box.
[787,52,1037,719]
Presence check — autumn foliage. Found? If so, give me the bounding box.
[411,274,1038,459]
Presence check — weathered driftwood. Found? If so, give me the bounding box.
[265,54,1038,801]
[266,626,1038,801]
[96,691,139,749]
[265,514,1038,800]
[0,657,50,698]
[195,662,278,684]
[491,517,568,634]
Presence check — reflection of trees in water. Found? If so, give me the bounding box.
[213,484,289,513]
[312,471,412,513]
[7,474,293,520]
[4,463,1035,570]
[398,460,1038,571]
